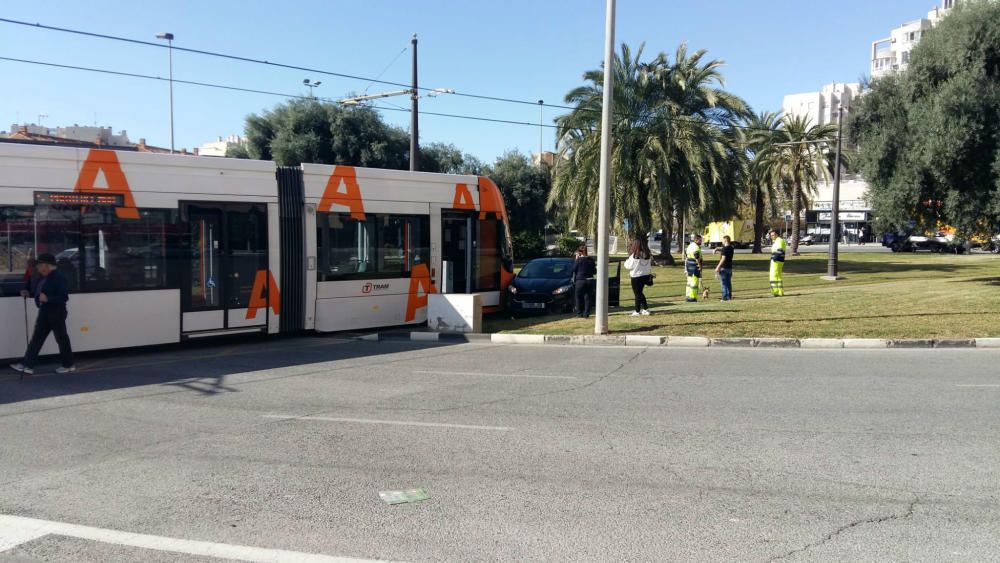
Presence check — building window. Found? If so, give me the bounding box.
[317,213,429,281]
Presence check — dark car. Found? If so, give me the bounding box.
[508,257,576,315]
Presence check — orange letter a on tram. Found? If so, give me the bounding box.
[74,149,139,219]
[453,183,476,210]
[319,166,365,220]
[404,264,437,322]
[247,270,281,320]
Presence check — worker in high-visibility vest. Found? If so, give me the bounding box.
[768,229,786,297]
[685,233,703,302]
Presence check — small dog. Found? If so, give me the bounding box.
[701,287,711,301]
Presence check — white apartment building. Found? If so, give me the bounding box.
[782,83,873,242]
[782,82,863,127]
[871,0,961,78]
[197,134,246,157]
[2,123,131,146]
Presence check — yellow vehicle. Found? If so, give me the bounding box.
[703,219,755,249]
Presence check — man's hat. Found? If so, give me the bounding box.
[36,253,57,265]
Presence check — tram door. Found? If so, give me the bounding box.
[181,203,269,334]
[440,211,503,295]
[441,212,473,293]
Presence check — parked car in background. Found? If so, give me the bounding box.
[508,258,576,315]
[882,231,967,253]
[800,233,831,246]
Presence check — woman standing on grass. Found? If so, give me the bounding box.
[624,238,653,316]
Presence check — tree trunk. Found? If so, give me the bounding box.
[656,213,675,266]
[791,180,802,255]
[752,185,765,254]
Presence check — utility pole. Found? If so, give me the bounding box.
[538,100,544,163]
[595,0,616,335]
[410,34,419,171]
[156,32,175,154]
[824,105,844,281]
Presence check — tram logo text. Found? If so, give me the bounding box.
[362,282,390,294]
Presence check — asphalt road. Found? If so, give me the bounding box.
[1,338,998,562]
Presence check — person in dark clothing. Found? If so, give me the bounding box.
[571,245,597,318]
[714,235,735,301]
[11,253,75,377]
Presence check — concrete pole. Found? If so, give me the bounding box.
[594,0,616,335]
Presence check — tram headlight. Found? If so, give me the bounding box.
[552,285,572,295]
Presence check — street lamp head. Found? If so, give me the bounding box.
[314,81,321,86]
[156,32,174,41]
[303,78,309,85]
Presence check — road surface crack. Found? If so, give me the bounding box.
[768,495,920,562]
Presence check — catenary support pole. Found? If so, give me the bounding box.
[825,105,844,280]
[410,34,419,172]
[595,0,616,335]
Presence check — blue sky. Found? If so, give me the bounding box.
[1,0,938,163]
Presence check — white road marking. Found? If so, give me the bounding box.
[263,415,513,431]
[412,370,577,380]
[955,384,1000,388]
[0,514,392,562]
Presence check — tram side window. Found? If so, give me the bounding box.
[33,206,182,293]
[317,212,429,281]
[34,206,82,292]
[0,207,36,297]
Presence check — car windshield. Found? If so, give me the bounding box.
[518,260,572,279]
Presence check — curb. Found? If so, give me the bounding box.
[356,332,1000,349]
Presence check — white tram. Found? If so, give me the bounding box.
[0,143,513,358]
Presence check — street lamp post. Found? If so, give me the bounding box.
[594,0,616,335]
[155,32,175,154]
[824,105,845,280]
[303,79,322,98]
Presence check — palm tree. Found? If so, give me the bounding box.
[743,112,785,253]
[645,44,750,262]
[550,43,671,241]
[550,43,748,266]
[776,115,838,255]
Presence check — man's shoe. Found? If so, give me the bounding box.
[10,363,33,375]
[56,366,76,374]
[685,298,697,303]
[641,310,651,316]
[630,311,641,317]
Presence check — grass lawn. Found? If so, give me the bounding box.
[486,252,1000,338]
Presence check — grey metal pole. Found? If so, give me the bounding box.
[594,0,616,335]
[168,37,175,154]
[825,106,843,280]
[410,34,419,172]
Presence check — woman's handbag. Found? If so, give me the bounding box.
[645,273,655,287]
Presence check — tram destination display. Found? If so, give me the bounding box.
[34,191,125,207]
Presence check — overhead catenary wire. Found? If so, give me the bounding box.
[0,17,815,136]
[0,55,563,130]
